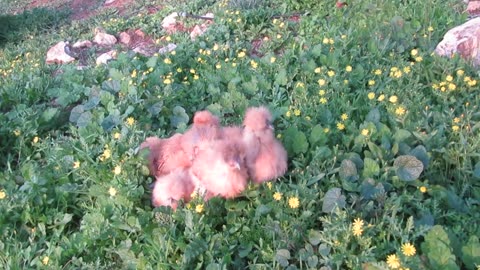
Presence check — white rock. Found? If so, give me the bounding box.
[72,40,93,48]
[93,28,117,46]
[46,41,76,64]
[96,50,117,65]
[162,12,178,30]
[158,43,177,54]
[435,17,480,66]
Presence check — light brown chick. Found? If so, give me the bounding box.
[140,134,192,177]
[242,106,288,183]
[151,168,195,210]
[181,110,222,161]
[190,139,248,199]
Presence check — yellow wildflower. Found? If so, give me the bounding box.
[102,148,111,160]
[448,83,456,91]
[163,78,172,85]
[374,69,382,75]
[13,129,21,136]
[164,58,172,64]
[386,254,401,269]
[337,122,345,130]
[428,26,434,32]
[410,49,418,56]
[276,34,282,39]
[323,128,330,133]
[294,109,301,116]
[314,67,321,73]
[0,190,6,200]
[195,204,204,213]
[368,80,375,86]
[266,182,272,189]
[73,161,80,169]
[288,196,300,209]
[323,37,329,44]
[452,125,460,132]
[131,69,137,78]
[345,65,352,72]
[270,56,276,63]
[395,106,406,116]
[377,94,385,101]
[415,56,423,62]
[367,92,375,100]
[403,66,411,73]
[401,243,416,257]
[318,79,326,86]
[468,79,477,86]
[456,69,464,76]
[286,111,292,117]
[113,132,121,139]
[126,117,135,126]
[341,113,348,121]
[216,63,222,69]
[42,256,49,265]
[419,186,427,193]
[109,187,117,197]
[327,70,335,77]
[193,74,199,80]
[389,95,398,103]
[446,75,453,82]
[273,192,282,201]
[319,89,326,96]
[32,136,39,144]
[361,129,369,136]
[453,117,461,123]
[113,165,122,175]
[320,97,328,104]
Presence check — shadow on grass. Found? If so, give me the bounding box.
[0,7,70,47]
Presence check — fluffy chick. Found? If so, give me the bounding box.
[181,110,222,161]
[242,106,288,183]
[190,139,248,199]
[140,134,191,177]
[151,168,195,210]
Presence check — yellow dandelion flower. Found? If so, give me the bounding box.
[131,69,137,78]
[109,187,117,197]
[322,37,329,44]
[323,127,330,133]
[468,79,477,86]
[73,161,80,169]
[428,26,434,32]
[367,92,376,100]
[345,65,352,72]
[452,125,460,132]
[288,196,300,208]
[353,226,363,237]
[395,106,406,116]
[453,117,461,123]
[415,56,423,62]
[446,75,453,82]
[195,204,204,213]
[314,67,321,73]
[113,132,121,139]
[286,111,292,117]
[368,80,375,86]
[164,58,172,64]
[403,66,411,73]
[318,79,326,86]
[456,69,464,76]
[410,49,418,56]
[163,78,172,84]
[341,34,347,39]
[329,38,334,45]
[374,69,382,75]
[13,129,21,136]
[194,74,199,80]
[401,243,416,257]
[327,70,335,77]
[378,94,385,101]
[113,165,122,175]
[270,56,276,63]
[419,186,427,193]
[216,63,222,69]
[42,256,49,265]
[337,122,345,130]
[190,69,196,74]
[320,97,328,104]
[389,95,398,103]
[266,182,272,189]
[32,136,39,144]
[232,62,237,67]
[432,83,439,90]
[344,79,349,85]
[305,116,311,121]
[276,34,282,39]
[126,117,135,126]
[102,148,111,160]
[319,89,326,96]
[0,190,6,200]
[353,218,365,229]
[386,254,401,269]
[273,192,282,201]
[294,109,301,116]
[165,36,172,42]
[448,83,456,90]
[361,129,369,136]
[296,82,305,88]
[341,113,348,121]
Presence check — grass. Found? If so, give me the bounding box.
[1,0,480,269]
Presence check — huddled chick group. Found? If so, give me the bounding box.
[139,106,288,210]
